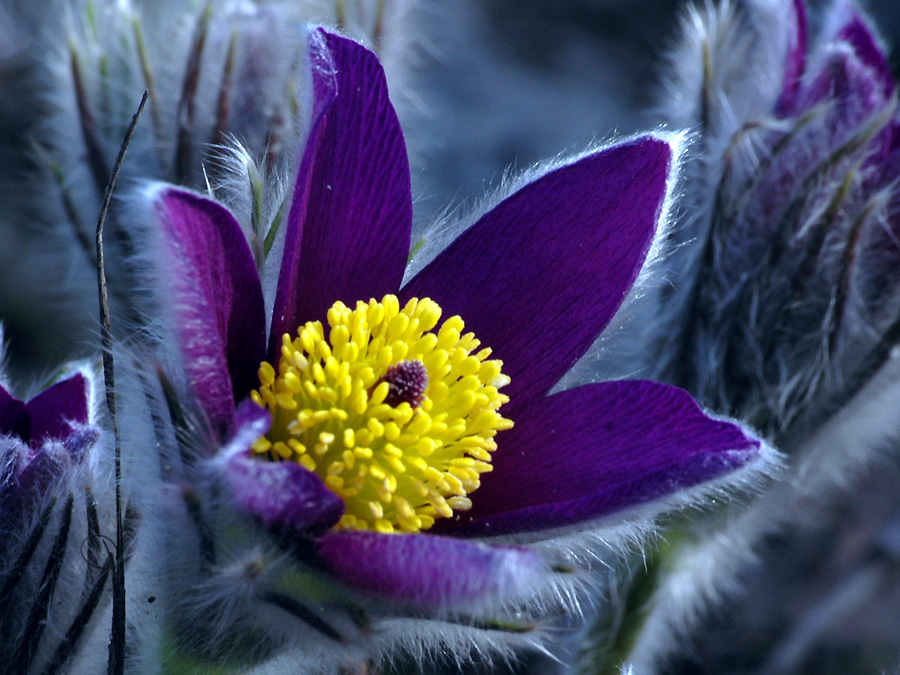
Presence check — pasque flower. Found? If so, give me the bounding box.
[138,27,772,671]
[0,353,113,675]
[655,0,900,442]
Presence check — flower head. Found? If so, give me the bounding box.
[1,371,91,536]
[628,3,900,671]
[0,348,113,675]
[138,26,772,671]
[655,0,900,441]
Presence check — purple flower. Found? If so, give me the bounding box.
[143,27,771,667]
[656,0,900,440]
[0,362,112,674]
[0,372,94,545]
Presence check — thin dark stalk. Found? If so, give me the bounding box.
[70,45,111,197]
[181,488,216,571]
[174,5,211,183]
[460,616,535,633]
[97,90,148,675]
[213,31,237,147]
[84,487,102,567]
[261,592,343,642]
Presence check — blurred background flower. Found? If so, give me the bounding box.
[0,347,114,675]
[652,0,900,444]
[604,1,900,673]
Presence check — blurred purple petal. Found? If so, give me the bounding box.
[155,188,266,433]
[444,381,760,537]
[838,15,894,97]
[26,374,88,445]
[228,398,273,447]
[403,137,671,414]
[795,42,889,118]
[270,30,411,355]
[775,0,809,114]
[61,427,100,465]
[715,47,893,332]
[221,400,343,536]
[15,445,65,502]
[225,453,344,537]
[3,441,68,538]
[316,530,546,610]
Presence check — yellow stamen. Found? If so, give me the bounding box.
[251,295,513,534]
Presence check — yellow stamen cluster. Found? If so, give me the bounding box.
[251,295,513,534]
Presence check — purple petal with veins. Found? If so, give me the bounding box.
[442,381,760,537]
[403,138,671,415]
[270,30,411,355]
[155,188,266,435]
[316,530,548,610]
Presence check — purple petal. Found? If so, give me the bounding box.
[716,46,894,323]
[0,384,29,442]
[440,381,760,537]
[3,440,68,535]
[796,42,889,117]
[316,530,547,610]
[837,13,895,98]
[155,188,266,434]
[270,30,411,356]
[26,374,89,445]
[225,454,344,537]
[220,401,343,535]
[15,445,65,503]
[61,427,101,465]
[403,137,671,414]
[775,0,809,114]
[229,397,273,445]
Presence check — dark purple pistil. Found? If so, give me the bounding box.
[382,360,428,408]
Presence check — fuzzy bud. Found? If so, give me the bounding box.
[0,359,113,675]
[654,0,900,443]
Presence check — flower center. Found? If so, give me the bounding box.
[250,295,513,534]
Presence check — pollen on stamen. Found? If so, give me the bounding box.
[250,295,513,535]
